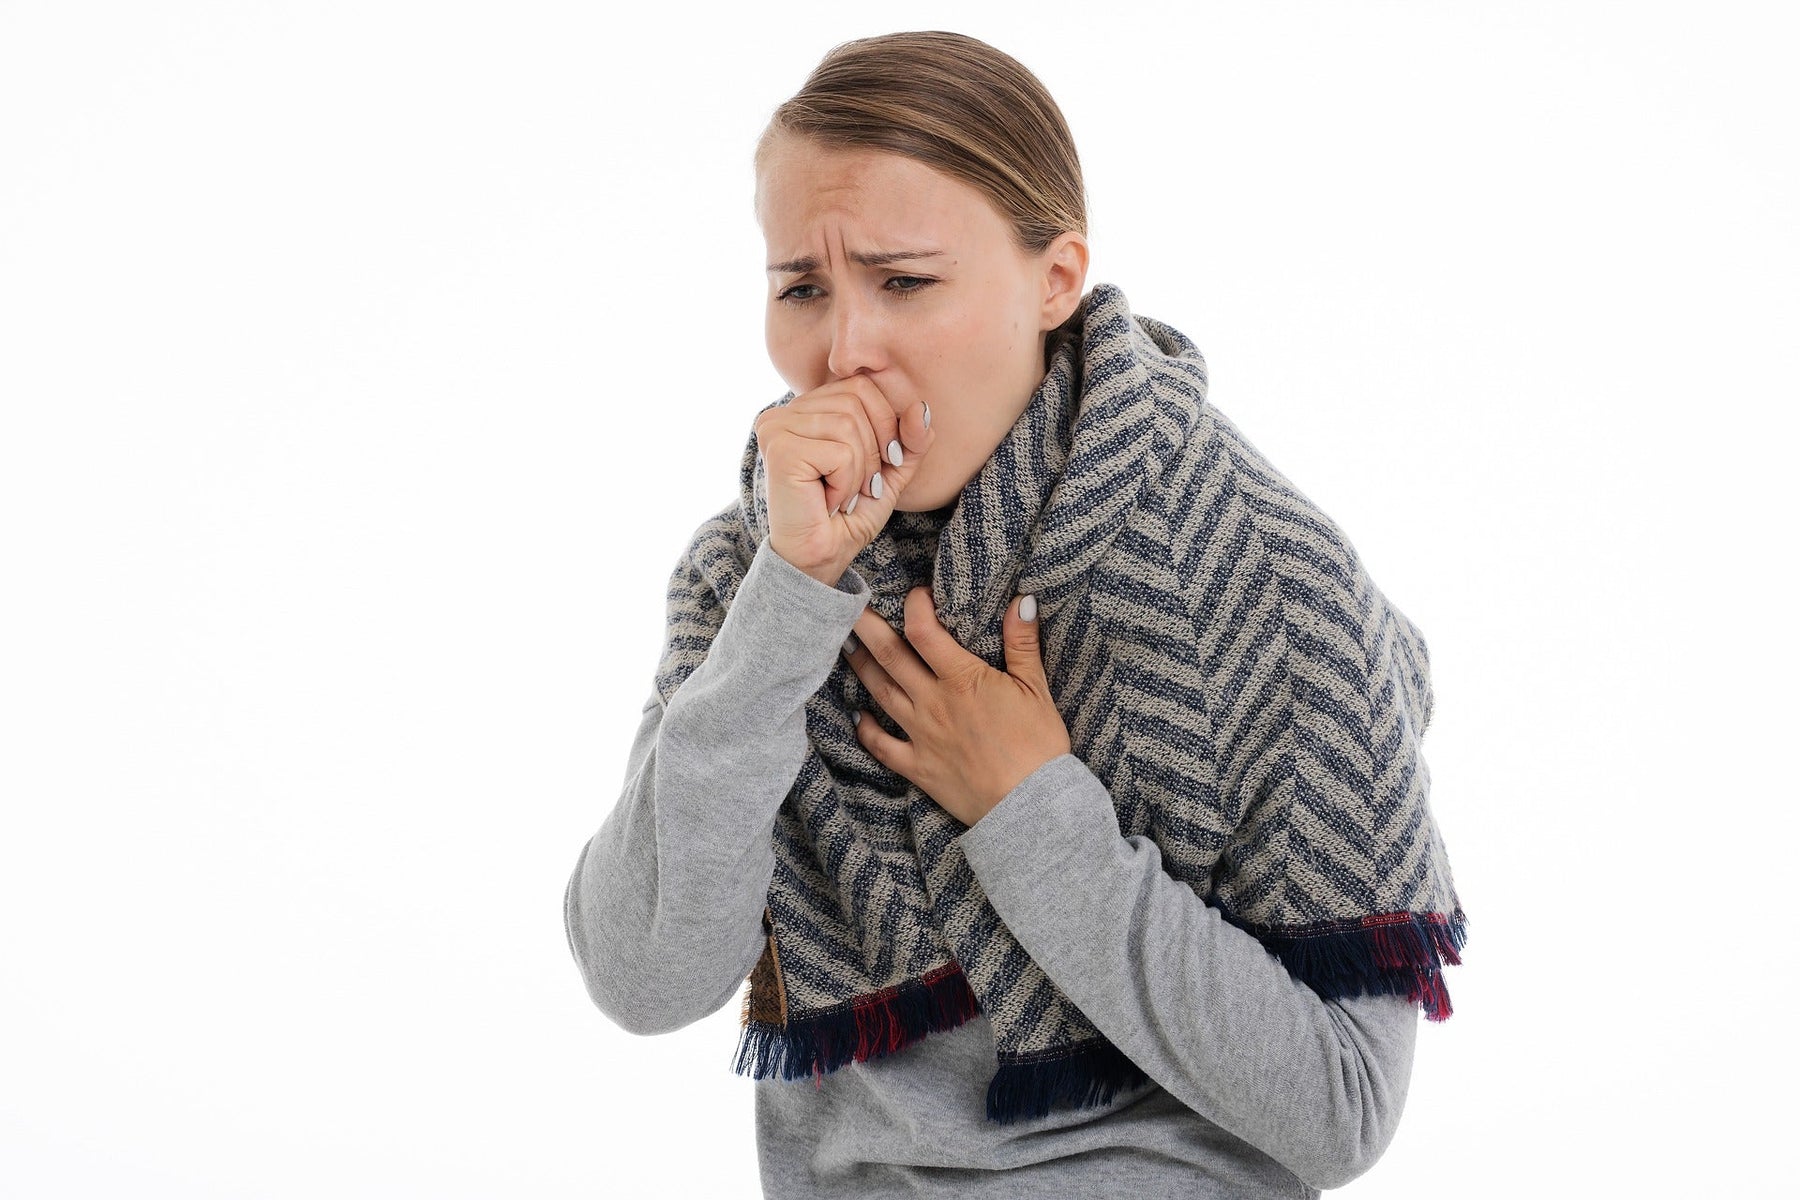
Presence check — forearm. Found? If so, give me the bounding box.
[957,752,1418,1191]
[564,540,871,1035]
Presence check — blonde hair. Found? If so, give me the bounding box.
[755,31,1088,257]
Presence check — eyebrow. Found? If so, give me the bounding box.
[765,249,946,275]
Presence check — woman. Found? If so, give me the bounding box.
[565,30,1468,1199]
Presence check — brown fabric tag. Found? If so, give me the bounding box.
[742,905,788,1027]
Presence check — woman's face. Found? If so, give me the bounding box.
[755,132,1087,511]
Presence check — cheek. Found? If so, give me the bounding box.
[765,312,824,391]
[935,306,1014,380]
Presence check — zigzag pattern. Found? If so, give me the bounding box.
[653,283,1467,1122]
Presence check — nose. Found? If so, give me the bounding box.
[826,289,885,381]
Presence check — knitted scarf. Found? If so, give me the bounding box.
[653,282,1468,1124]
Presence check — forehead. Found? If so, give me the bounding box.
[755,135,1002,245]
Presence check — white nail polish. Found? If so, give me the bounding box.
[845,492,859,515]
[923,402,931,429]
[1019,593,1037,622]
[870,472,883,499]
[887,439,903,467]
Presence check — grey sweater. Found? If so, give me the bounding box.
[564,536,1419,1198]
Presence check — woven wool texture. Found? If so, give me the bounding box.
[652,282,1468,1123]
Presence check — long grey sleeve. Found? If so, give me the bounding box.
[955,753,1419,1192]
[564,538,872,1036]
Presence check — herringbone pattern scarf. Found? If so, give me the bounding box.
[653,283,1468,1123]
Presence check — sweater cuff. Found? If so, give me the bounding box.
[701,539,872,694]
[955,753,1123,908]
[723,536,878,647]
[752,536,873,607]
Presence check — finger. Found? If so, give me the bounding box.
[783,392,880,501]
[846,609,931,716]
[775,432,860,515]
[838,375,933,508]
[864,398,936,504]
[849,376,930,460]
[901,396,931,455]
[789,412,881,511]
[850,707,916,775]
[899,585,969,678]
[781,379,883,505]
[837,374,903,476]
[1000,592,1047,685]
[843,623,908,718]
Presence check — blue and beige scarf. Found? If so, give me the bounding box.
[653,282,1468,1123]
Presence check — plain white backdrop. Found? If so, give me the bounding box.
[2,1,1794,1195]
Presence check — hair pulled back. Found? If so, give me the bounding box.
[758,30,1087,262]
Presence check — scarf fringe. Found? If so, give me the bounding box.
[985,1038,1152,1124]
[733,963,981,1084]
[1217,903,1470,1021]
[733,960,1152,1125]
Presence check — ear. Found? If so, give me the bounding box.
[1037,231,1090,331]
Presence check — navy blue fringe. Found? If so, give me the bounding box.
[1213,900,1470,1021]
[735,902,1468,1125]
[985,1036,1152,1124]
[733,963,981,1084]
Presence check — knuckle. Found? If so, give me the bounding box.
[871,642,909,676]
[943,669,981,701]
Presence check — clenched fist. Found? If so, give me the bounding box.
[754,374,936,586]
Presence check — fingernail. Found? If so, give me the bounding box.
[852,710,863,727]
[845,492,859,515]
[841,634,858,656]
[923,402,931,429]
[887,439,903,467]
[1019,594,1037,621]
[870,472,883,499]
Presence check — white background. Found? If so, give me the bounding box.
[3,2,1794,1196]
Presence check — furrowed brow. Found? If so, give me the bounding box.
[766,249,946,274]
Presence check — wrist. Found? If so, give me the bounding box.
[800,561,850,588]
[768,539,848,589]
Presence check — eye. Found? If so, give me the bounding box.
[886,275,936,296]
[776,283,822,304]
